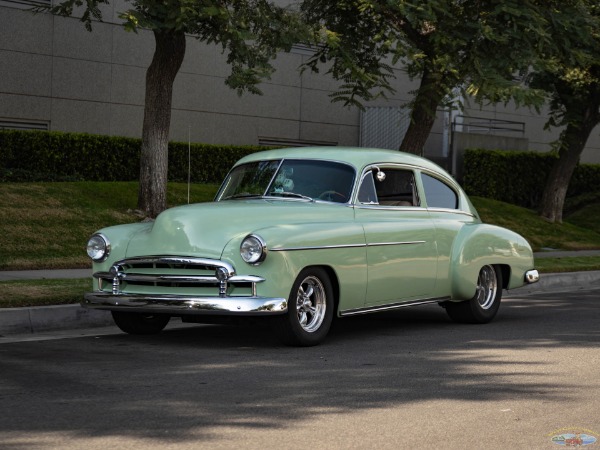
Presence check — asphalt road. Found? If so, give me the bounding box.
[1,287,599,450]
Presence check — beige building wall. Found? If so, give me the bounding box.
[1,1,599,165]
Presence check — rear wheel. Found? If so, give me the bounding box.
[445,265,502,324]
[111,311,171,335]
[272,268,334,346]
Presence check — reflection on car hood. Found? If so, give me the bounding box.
[125,199,353,259]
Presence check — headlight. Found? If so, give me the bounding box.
[87,233,110,262]
[240,234,267,265]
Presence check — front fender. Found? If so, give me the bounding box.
[90,222,154,273]
[221,222,368,312]
[450,223,534,300]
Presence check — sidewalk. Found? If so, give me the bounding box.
[1,252,600,336]
[0,268,91,282]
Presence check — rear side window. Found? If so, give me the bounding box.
[421,173,458,209]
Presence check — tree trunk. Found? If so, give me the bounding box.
[137,30,186,218]
[539,102,599,223]
[399,67,448,155]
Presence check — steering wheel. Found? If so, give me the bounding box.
[318,191,347,203]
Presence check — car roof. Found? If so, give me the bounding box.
[237,146,448,176]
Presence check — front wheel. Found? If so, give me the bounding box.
[272,268,334,346]
[445,265,502,324]
[111,311,171,335]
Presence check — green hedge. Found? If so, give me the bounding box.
[463,148,600,208]
[0,130,267,183]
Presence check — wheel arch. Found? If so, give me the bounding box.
[497,264,511,290]
[300,264,340,315]
[450,223,533,299]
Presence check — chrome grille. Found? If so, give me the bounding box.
[93,256,262,297]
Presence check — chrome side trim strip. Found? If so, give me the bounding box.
[270,244,365,252]
[339,297,450,317]
[270,241,426,252]
[368,240,426,247]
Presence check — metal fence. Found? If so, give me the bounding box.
[359,106,411,150]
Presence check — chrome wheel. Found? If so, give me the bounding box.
[296,275,327,333]
[444,265,503,324]
[475,265,498,310]
[272,267,334,346]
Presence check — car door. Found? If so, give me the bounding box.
[354,166,438,306]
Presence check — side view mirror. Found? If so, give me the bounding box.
[375,167,386,182]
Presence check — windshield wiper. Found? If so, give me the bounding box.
[269,191,314,202]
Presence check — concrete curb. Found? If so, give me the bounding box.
[509,270,600,295]
[0,304,113,336]
[1,270,600,337]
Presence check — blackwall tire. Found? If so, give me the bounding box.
[272,268,334,346]
[445,265,502,324]
[111,311,171,335]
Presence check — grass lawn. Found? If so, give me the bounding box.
[0,182,219,270]
[0,278,90,308]
[471,197,600,251]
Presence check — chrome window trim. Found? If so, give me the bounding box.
[354,205,427,212]
[353,163,421,207]
[426,207,476,218]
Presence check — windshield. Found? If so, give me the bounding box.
[216,159,355,203]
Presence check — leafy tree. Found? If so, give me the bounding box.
[47,0,304,217]
[301,0,549,154]
[530,1,600,223]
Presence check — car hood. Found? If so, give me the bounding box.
[125,199,353,259]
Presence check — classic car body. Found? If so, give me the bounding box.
[84,147,539,345]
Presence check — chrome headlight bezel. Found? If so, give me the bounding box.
[240,234,267,265]
[86,233,111,262]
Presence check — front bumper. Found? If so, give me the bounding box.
[84,255,287,316]
[83,292,288,316]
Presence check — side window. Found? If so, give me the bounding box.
[374,168,419,206]
[421,173,458,209]
[357,171,378,204]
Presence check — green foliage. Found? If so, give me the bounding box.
[464,148,600,209]
[527,0,600,132]
[0,130,265,183]
[301,0,549,112]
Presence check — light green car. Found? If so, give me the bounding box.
[84,147,539,346]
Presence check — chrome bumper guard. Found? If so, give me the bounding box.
[82,256,287,316]
[524,269,540,284]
